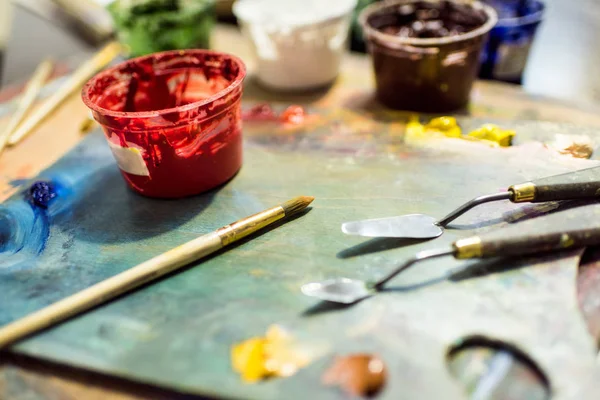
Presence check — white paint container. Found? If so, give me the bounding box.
[233,0,357,91]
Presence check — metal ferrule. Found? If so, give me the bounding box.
[216,207,285,246]
[509,182,537,203]
[453,236,483,259]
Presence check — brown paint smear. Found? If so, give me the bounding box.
[322,354,387,397]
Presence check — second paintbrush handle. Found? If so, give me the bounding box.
[7,41,122,146]
[0,232,223,349]
[453,227,600,260]
[509,166,600,203]
[0,59,54,155]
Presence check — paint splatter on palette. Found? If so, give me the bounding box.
[2,105,600,399]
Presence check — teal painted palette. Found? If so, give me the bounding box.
[1,110,599,399]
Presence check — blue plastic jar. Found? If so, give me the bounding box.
[479,0,545,84]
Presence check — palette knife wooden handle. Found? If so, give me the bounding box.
[509,165,600,203]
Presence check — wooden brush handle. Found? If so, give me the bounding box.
[0,196,311,349]
[454,227,600,259]
[509,166,600,203]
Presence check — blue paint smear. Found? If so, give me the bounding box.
[0,202,48,263]
[0,179,71,270]
[0,138,109,271]
[27,181,59,209]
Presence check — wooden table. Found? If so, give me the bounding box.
[2,24,600,400]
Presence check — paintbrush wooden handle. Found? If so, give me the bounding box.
[0,232,222,349]
[509,166,600,203]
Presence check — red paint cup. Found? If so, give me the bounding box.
[82,50,246,198]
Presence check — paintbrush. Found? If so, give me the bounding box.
[7,41,123,146]
[0,59,54,156]
[0,196,314,349]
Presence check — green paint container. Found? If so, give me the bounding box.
[107,0,216,57]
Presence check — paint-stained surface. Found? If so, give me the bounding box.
[1,103,600,399]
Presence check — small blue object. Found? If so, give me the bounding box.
[479,0,545,84]
[28,181,58,209]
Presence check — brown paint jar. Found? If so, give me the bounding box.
[359,0,497,112]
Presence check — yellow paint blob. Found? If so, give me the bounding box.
[231,325,311,383]
[405,116,515,147]
[406,115,426,139]
[467,124,515,147]
[424,116,462,138]
[231,338,268,383]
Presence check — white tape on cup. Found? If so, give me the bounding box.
[107,137,150,176]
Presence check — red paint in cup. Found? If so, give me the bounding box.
[82,50,246,198]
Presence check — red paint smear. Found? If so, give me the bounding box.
[82,50,246,198]
[242,103,309,126]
